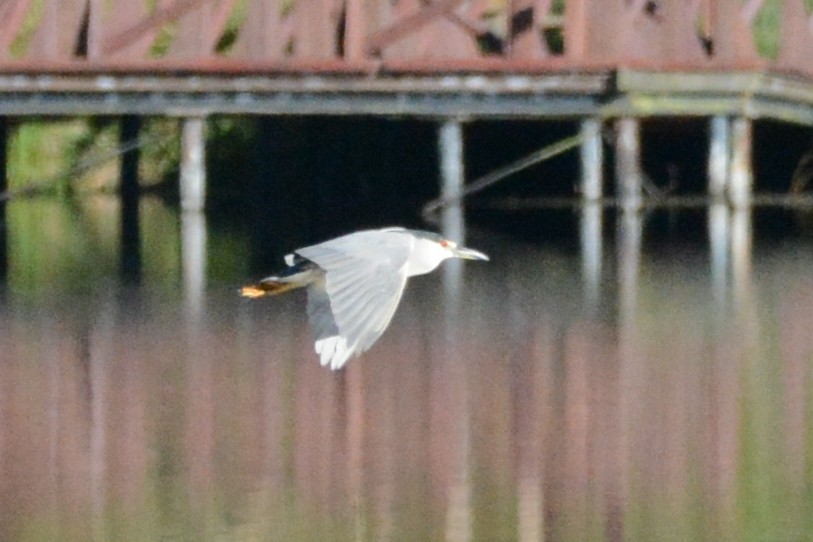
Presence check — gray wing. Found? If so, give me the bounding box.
[298,230,411,370]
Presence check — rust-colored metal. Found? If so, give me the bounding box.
[507,0,549,58]
[777,0,813,73]
[290,0,343,58]
[0,0,33,56]
[27,0,88,59]
[235,0,290,59]
[708,0,759,65]
[0,0,806,76]
[101,0,211,57]
[365,0,469,55]
[168,0,218,58]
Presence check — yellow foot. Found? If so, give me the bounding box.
[240,285,267,298]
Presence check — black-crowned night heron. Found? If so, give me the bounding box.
[241,227,489,370]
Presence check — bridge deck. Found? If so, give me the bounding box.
[0,67,810,125]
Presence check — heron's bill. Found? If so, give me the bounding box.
[454,247,489,261]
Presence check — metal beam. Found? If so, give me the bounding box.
[0,70,807,125]
[365,0,469,54]
[102,0,211,56]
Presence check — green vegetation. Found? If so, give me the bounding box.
[748,0,813,58]
[752,0,783,59]
[7,118,181,198]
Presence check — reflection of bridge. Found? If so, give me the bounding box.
[2,1,813,209]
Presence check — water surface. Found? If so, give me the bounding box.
[1,196,812,542]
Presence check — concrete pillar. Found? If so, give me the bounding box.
[119,115,141,282]
[729,117,753,208]
[580,118,603,200]
[438,120,466,310]
[180,116,207,212]
[615,118,642,210]
[439,120,465,244]
[708,116,730,199]
[579,118,605,313]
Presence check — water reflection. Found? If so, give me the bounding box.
[182,210,207,319]
[1,197,813,541]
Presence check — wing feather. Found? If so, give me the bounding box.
[298,230,412,369]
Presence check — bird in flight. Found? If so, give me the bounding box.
[241,227,489,369]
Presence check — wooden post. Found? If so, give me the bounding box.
[120,115,141,282]
[580,118,603,201]
[180,116,207,212]
[708,116,730,199]
[615,118,642,210]
[729,116,753,208]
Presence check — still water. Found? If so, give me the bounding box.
[1,196,813,542]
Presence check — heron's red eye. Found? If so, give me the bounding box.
[440,240,450,247]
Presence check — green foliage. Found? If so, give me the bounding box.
[9,0,43,58]
[8,120,88,195]
[6,118,181,199]
[750,0,813,59]
[752,0,782,59]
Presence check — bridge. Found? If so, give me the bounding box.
[1,0,813,211]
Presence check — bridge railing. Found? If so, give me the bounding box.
[0,0,811,74]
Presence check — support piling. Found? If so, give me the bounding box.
[439,120,465,244]
[438,119,465,302]
[180,117,207,212]
[580,118,603,201]
[615,118,642,210]
[708,116,730,199]
[729,117,753,208]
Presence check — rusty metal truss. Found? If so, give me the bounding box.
[0,1,811,121]
[0,0,807,74]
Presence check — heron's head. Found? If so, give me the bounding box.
[405,230,489,276]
